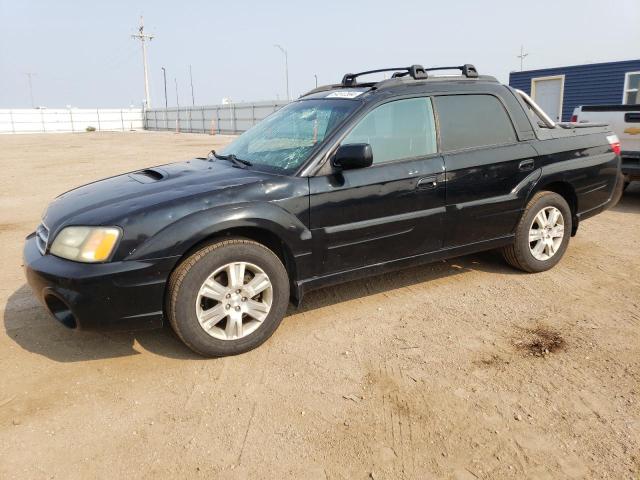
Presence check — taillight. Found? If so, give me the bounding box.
[606,134,621,156]
[570,114,578,122]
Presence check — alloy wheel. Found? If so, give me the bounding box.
[195,261,273,340]
[528,206,565,261]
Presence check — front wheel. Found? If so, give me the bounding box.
[166,238,290,357]
[502,191,572,273]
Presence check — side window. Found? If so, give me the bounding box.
[434,95,517,151]
[342,97,437,164]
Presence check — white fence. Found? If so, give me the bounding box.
[0,108,144,134]
[144,100,289,135]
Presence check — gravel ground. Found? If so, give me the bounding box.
[0,131,638,479]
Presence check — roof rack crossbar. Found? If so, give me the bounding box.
[341,64,479,86]
[342,65,428,86]
[421,64,479,78]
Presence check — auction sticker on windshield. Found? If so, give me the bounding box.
[326,90,365,99]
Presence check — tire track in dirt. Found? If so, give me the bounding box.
[369,360,418,479]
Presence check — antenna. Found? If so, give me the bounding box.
[131,16,154,108]
[517,45,529,72]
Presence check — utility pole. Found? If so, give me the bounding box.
[517,45,529,72]
[314,74,318,88]
[274,44,290,101]
[189,65,195,106]
[24,72,36,108]
[161,67,168,109]
[131,16,154,108]
[175,77,179,107]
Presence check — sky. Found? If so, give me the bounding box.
[1,0,639,108]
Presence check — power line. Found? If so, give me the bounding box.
[131,16,154,108]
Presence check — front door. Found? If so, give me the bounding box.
[308,97,446,277]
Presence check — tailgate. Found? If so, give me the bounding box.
[621,111,640,154]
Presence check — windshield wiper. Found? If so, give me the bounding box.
[208,149,252,168]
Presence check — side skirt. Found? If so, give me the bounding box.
[293,235,514,305]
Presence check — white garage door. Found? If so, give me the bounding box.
[532,76,564,122]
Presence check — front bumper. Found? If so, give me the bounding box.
[23,233,179,330]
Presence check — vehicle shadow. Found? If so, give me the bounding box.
[4,251,519,362]
[3,284,200,363]
[611,182,640,213]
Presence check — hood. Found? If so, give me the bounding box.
[43,158,273,232]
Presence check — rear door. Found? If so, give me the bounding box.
[433,94,539,247]
[308,97,445,276]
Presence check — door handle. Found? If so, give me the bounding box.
[519,159,535,171]
[416,176,438,189]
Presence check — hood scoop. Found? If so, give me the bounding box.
[129,168,168,183]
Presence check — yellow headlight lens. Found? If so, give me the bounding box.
[50,226,121,263]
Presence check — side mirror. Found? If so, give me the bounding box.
[332,143,373,170]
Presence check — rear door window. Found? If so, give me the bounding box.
[434,95,517,151]
[342,97,437,164]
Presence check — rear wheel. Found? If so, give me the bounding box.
[166,238,290,357]
[502,191,572,273]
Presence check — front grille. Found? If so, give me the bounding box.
[36,223,49,255]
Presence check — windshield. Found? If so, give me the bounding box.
[220,99,359,174]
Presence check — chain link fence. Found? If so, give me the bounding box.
[144,100,289,135]
[0,108,143,134]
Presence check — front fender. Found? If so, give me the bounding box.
[125,202,312,261]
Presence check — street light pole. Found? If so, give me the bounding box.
[314,74,318,88]
[161,67,168,109]
[174,77,180,133]
[131,16,154,108]
[25,72,36,108]
[189,64,195,106]
[274,44,290,101]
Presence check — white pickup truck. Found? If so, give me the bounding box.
[572,105,640,189]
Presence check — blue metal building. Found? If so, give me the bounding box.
[509,59,640,122]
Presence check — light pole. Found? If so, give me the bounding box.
[25,72,36,108]
[161,67,168,130]
[274,44,290,101]
[314,74,318,88]
[174,77,180,133]
[189,64,195,106]
[131,16,154,108]
[161,67,168,109]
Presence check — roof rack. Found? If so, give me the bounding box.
[341,64,478,87]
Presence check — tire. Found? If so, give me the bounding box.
[166,237,290,357]
[502,191,572,273]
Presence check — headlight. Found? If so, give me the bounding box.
[50,226,121,263]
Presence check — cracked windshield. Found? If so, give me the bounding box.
[220,99,359,174]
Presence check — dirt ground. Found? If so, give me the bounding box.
[0,131,638,479]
